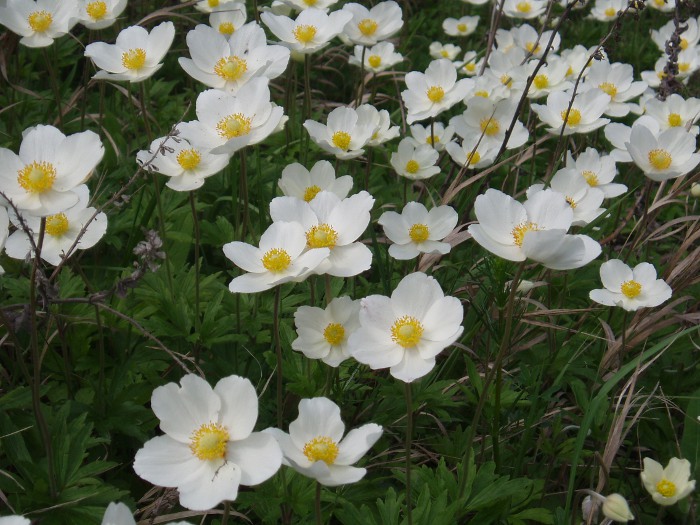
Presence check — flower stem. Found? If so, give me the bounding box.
[222,501,231,525]
[138,81,153,142]
[315,481,323,525]
[43,46,63,128]
[189,191,201,363]
[357,46,367,106]
[405,381,414,525]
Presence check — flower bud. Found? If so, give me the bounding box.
[602,493,634,522]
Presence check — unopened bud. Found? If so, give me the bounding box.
[602,493,634,522]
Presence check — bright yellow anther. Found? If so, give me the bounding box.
[122,48,146,70]
[561,108,582,127]
[358,18,378,36]
[604,7,616,16]
[512,221,539,246]
[306,224,338,249]
[332,131,351,151]
[17,161,57,193]
[323,323,345,345]
[668,113,682,127]
[293,24,317,44]
[86,1,107,20]
[303,185,322,202]
[28,10,53,32]
[262,248,292,272]
[176,149,202,170]
[368,55,382,68]
[516,1,532,12]
[457,23,467,32]
[648,149,672,170]
[480,117,500,136]
[45,213,69,237]
[582,170,599,186]
[533,74,549,90]
[620,280,642,298]
[426,86,445,103]
[189,422,229,461]
[656,479,677,498]
[214,56,248,81]
[303,436,339,464]
[391,315,424,348]
[405,160,420,174]
[217,113,252,139]
[598,82,618,97]
[409,223,430,243]
[219,22,235,35]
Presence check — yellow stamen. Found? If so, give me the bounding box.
[457,23,467,32]
[262,248,292,272]
[516,1,532,12]
[189,422,229,461]
[45,213,69,237]
[680,38,688,50]
[208,0,220,7]
[656,479,676,498]
[303,436,339,464]
[405,160,420,174]
[122,48,146,70]
[293,24,317,44]
[86,1,107,21]
[391,315,424,348]
[306,224,338,249]
[620,280,642,298]
[561,108,582,127]
[409,223,430,243]
[679,62,690,73]
[566,196,577,208]
[474,90,489,98]
[668,113,682,127]
[440,50,449,58]
[426,86,445,103]
[500,74,513,87]
[303,0,318,4]
[425,135,440,145]
[648,149,672,170]
[480,117,500,136]
[526,42,541,54]
[323,323,345,345]
[218,22,235,35]
[17,161,57,193]
[465,151,481,166]
[28,10,53,32]
[604,7,616,16]
[368,55,382,68]
[358,18,378,36]
[598,82,618,97]
[533,74,549,90]
[176,149,201,170]
[464,62,476,73]
[303,185,322,202]
[214,56,248,81]
[216,113,252,139]
[331,131,351,151]
[511,221,539,246]
[582,170,599,186]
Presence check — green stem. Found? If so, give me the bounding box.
[315,481,323,525]
[138,81,153,142]
[190,191,201,363]
[405,382,414,525]
[43,46,63,128]
[357,45,367,106]
[222,501,231,525]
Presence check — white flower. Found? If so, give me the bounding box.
[264,397,382,485]
[340,1,403,46]
[581,61,648,117]
[136,133,229,192]
[278,160,353,202]
[390,138,440,180]
[647,0,675,13]
[402,59,474,124]
[0,517,30,525]
[279,0,339,12]
[485,49,530,91]
[0,0,77,48]
[133,374,282,511]
[626,120,700,181]
[643,93,700,136]
[502,0,547,19]
[269,191,374,277]
[429,41,461,61]
[589,259,672,311]
[6,185,107,266]
[527,170,605,226]
[291,296,361,366]
[261,8,352,54]
[347,272,464,382]
[408,121,454,151]
[348,41,403,73]
[455,51,484,77]
[445,135,499,169]
[676,47,700,79]
[525,56,573,99]
[531,88,611,135]
[604,116,661,163]
[641,457,696,506]
[194,0,240,14]
[510,24,560,57]
[77,0,126,30]
[304,105,375,160]
[560,148,626,198]
[651,18,699,53]
[589,0,627,21]
[442,15,479,37]
[208,3,247,36]
[378,202,458,260]
[602,493,634,522]
[468,188,601,270]
[560,44,603,81]
[365,107,400,147]
[451,96,529,150]
[0,124,104,217]
[179,23,290,92]
[223,221,330,293]
[84,22,175,83]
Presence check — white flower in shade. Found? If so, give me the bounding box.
[279,0,339,12]
[278,160,352,202]
[468,188,601,270]
[265,397,382,486]
[560,148,626,198]
[340,1,403,46]
[451,96,529,150]
[291,297,360,366]
[0,207,8,274]
[644,93,700,136]
[304,106,375,160]
[580,61,647,117]
[178,23,290,92]
[348,41,403,73]
[641,457,695,506]
[136,133,229,192]
[442,15,479,37]
[178,78,285,156]
[6,185,107,266]
[402,59,474,124]
[429,42,461,61]
[77,0,125,29]
[511,26,561,57]
[589,260,672,311]
[462,0,489,5]
[641,57,670,89]
[602,493,634,522]
[603,116,659,163]
[502,0,547,19]
[101,501,192,525]
[589,0,626,21]
[647,0,675,13]
[677,47,700,79]
[261,8,352,54]
[195,0,240,14]
[223,221,329,293]
[626,121,700,181]
[133,374,282,511]
[408,122,454,152]
[0,517,30,525]
[651,18,699,53]
[347,272,464,382]
[0,125,104,217]
[209,3,247,37]
[525,56,573,99]
[527,171,605,226]
[455,51,484,77]
[445,135,499,169]
[390,138,440,180]
[0,0,77,48]
[270,191,374,277]
[378,202,458,260]
[531,88,611,135]
[560,44,603,81]
[467,73,510,101]
[84,22,175,83]
[365,107,400,147]
[482,49,529,92]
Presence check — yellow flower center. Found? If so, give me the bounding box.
[208,0,220,7]
[511,221,539,246]
[303,436,339,464]
[425,135,439,145]
[368,54,382,68]
[582,170,599,186]
[457,23,467,32]
[304,0,318,5]
[680,38,688,50]
[122,48,146,70]
[306,224,338,249]
[598,82,618,97]
[561,108,582,127]
[217,113,252,139]
[323,322,345,345]
[358,18,378,36]
[466,151,481,166]
[440,50,449,58]
[465,62,476,72]
[657,71,667,80]
[653,0,664,6]
[620,279,642,298]
[262,248,292,273]
[656,478,677,498]
[214,56,248,81]
[303,185,322,202]
[176,149,202,170]
[405,160,420,174]
[500,74,513,86]
[679,62,690,73]
[409,223,430,243]
[474,90,489,98]
[426,86,445,103]
[648,149,672,170]
[28,10,53,32]
[219,22,235,35]
[526,42,541,54]
[516,1,532,12]
[566,196,577,208]
[189,422,229,461]
[45,213,69,237]
[480,117,500,136]
[533,74,549,89]
[604,7,616,16]
[566,65,574,77]
[293,24,317,44]
[17,161,57,193]
[668,113,682,127]
[331,131,351,151]
[391,315,424,348]
[86,1,108,20]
